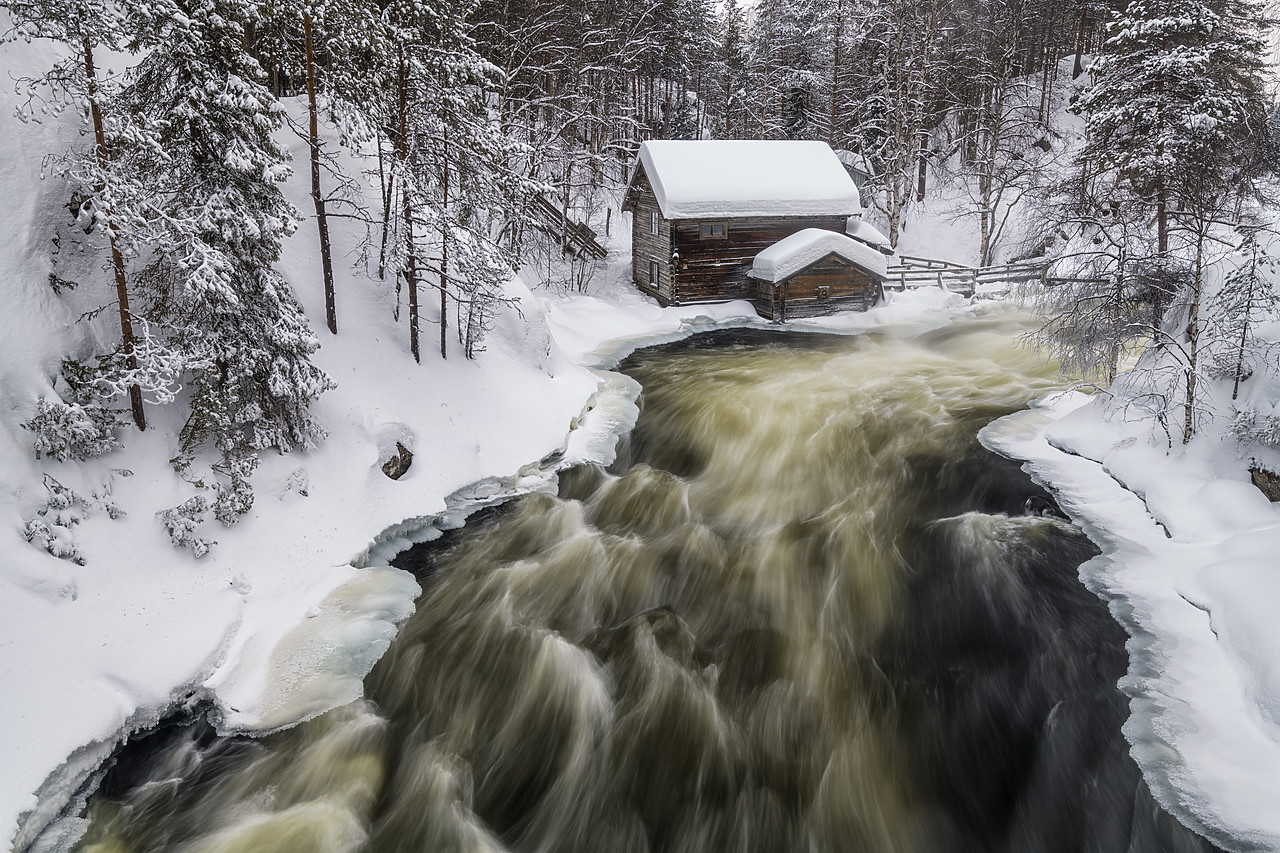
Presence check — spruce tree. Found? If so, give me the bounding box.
[5,0,149,429]
[119,0,334,519]
[1076,0,1271,256]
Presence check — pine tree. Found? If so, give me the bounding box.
[1076,0,1271,261]
[5,0,149,429]
[118,0,334,518]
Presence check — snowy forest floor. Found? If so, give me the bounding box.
[4,92,1280,853]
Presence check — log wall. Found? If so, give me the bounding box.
[671,216,848,303]
[627,171,674,302]
[753,255,883,321]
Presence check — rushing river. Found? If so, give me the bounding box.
[62,315,1219,853]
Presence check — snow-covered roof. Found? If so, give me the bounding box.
[846,217,891,251]
[632,140,862,219]
[749,228,888,283]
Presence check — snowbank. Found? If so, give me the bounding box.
[845,216,891,251]
[984,394,1280,851]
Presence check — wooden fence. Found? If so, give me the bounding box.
[886,254,1102,297]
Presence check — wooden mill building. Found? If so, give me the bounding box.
[621,140,889,318]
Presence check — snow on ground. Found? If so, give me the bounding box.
[985,392,1280,851]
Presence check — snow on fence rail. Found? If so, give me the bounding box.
[885,257,1102,297]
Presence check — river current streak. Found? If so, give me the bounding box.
[70,315,1218,853]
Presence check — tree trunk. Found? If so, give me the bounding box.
[405,192,419,364]
[1109,250,1125,385]
[1232,244,1258,401]
[440,122,449,361]
[396,50,419,363]
[82,36,145,431]
[1183,228,1205,444]
[829,0,843,147]
[303,5,337,334]
[1072,10,1088,78]
[916,133,928,201]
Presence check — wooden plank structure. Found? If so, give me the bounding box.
[885,254,1105,297]
[622,140,889,317]
[527,194,608,260]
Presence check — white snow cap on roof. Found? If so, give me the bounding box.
[846,216,890,250]
[750,228,889,283]
[636,140,862,219]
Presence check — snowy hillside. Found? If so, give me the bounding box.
[0,33,610,848]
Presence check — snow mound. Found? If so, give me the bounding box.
[845,216,891,251]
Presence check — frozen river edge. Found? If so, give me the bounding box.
[984,394,1280,853]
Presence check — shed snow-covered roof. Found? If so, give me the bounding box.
[632,140,862,219]
[749,228,888,283]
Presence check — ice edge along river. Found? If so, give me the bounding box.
[985,392,1280,853]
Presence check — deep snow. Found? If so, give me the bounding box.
[3,41,1280,853]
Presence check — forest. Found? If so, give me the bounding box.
[2,0,1277,533]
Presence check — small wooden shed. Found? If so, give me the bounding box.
[748,229,888,321]
[622,140,874,307]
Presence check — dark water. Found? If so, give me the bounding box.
[61,319,1219,853]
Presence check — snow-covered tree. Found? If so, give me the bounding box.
[117,0,334,516]
[1210,228,1280,401]
[1075,0,1271,262]
[842,0,946,247]
[4,0,151,429]
[380,0,531,361]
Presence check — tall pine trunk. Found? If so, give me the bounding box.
[82,36,145,431]
[440,122,449,360]
[396,50,419,363]
[303,4,337,334]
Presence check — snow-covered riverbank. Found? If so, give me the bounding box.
[985,393,1280,851]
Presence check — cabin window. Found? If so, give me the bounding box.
[650,211,659,235]
[699,222,727,239]
[649,259,659,286]
[817,285,831,299]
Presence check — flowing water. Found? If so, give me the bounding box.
[63,316,1220,853]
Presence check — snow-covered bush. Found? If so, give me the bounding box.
[22,476,90,565]
[24,396,121,462]
[212,454,257,525]
[23,517,84,565]
[1230,405,1280,448]
[156,496,216,558]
